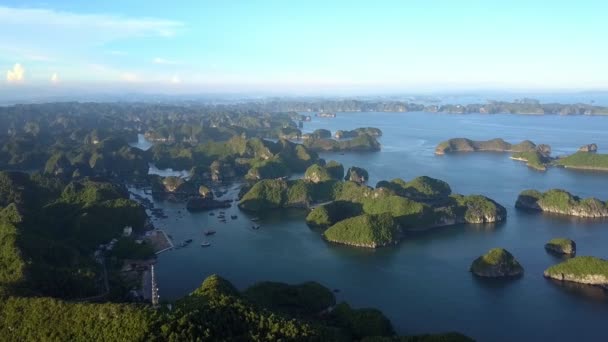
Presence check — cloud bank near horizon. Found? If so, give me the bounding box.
[1,2,607,92]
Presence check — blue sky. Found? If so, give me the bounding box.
[1,1,607,94]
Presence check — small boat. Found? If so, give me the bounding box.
[252,225,260,230]
[209,212,215,216]
[185,239,193,244]
[204,230,216,236]
[201,242,211,247]
[251,217,259,222]
[231,215,237,220]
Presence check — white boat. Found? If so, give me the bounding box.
[201,242,211,247]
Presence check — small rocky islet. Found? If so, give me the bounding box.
[545,238,576,255]
[470,248,524,278]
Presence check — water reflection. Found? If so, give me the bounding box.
[545,278,608,303]
[148,164,189,178]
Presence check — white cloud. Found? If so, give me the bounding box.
[51,72,59,83]
[0,7,183,58]
[153,57,178,65]
[0,6,182,38]
[107,50,128,56]
[25,54,52,62]
[121,72,138,82]
[6,63,24,83]
[170,75,181,84]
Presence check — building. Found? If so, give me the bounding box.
[123,226,133,237]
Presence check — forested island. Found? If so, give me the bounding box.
[555,149,608,171]
[544,257,608,288]
[545,238,576,255]
[470,248,523,278]
[516,189,608,218]
[436,137,608,173]
[239,162,505,248]
[216,98,608,116]
[435,138,547,155]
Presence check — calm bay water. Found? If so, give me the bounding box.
[150,113,608,341]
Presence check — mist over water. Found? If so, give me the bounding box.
[152,112,608,341]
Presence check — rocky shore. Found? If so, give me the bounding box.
[516,189,608,218]
[470,248,523,278]
[544,257,608,288]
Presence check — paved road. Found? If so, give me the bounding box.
[142,269,152,301]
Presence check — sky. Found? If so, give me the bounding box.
[1,1,607,95]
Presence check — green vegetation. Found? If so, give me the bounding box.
[330,302,394,340]
[0,172,147,299]
[325,160,345,180]
[511,150,550,171]
[470,248,523,277]
[446,195,506,224]
[304,163,333,183]
[376,176,451,201]
[544,256,608,278]
[109,237,155,260]
[345,166,369,183]
[0,268,473,342]
[335,127,383,139]
[304,133,381,152]
[306,201,363,227]
[0,220,25,290]
[310,128,332,139]
[362,196,428,227]
[323,213,400,248]
[244,281,336,317]
[150,136,319,182]
[239,179,288,211]
[435,138,537,154]
[556,151,608,170]
[515,189,608,217]
[545,238,576,255]
[246,157,290,180]
[0,297,154,341]
[242,171,505,248]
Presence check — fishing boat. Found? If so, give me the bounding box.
[201,241,211,247]
[209,212,215,216]
[179,239,193,247]
[251,217,259,222]
[204,230,216,236]
[231,215,237,219]
[252,225,260,230]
